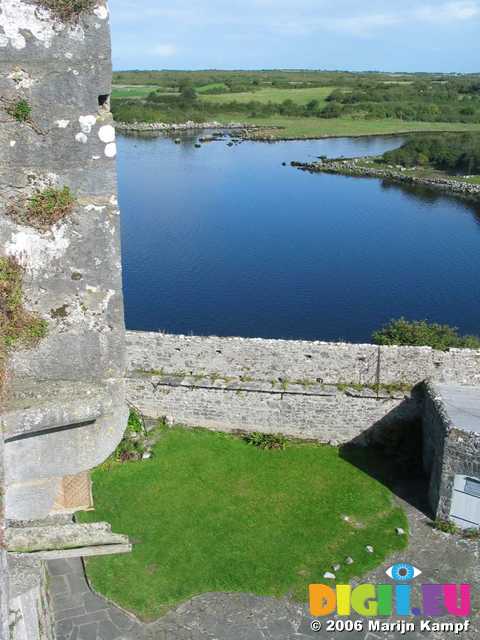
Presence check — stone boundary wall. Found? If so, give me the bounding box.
[0,437,8,640]
[8,557,53,640]
[423,382,480,520]
[126,332,480,443]
[422,383,449,516]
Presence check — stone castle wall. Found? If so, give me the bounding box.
[0,2,127,638]
[423,382,480,520]
[0,0,127,521]
[126,331,480,443]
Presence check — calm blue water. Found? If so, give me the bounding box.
[118,132,480,342]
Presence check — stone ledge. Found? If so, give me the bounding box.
[6,522,130,556]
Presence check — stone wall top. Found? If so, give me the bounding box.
[127,331,480,386]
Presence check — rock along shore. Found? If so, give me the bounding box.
[291,158,480,200]
[114,120,281,133]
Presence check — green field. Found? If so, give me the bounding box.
[201,86,336,106]
[112,85,178,99]
[112,85,160,98]
[214,114,480,139]
[196,82,229,93]
[111,70,480,140]
[78,425,407,621]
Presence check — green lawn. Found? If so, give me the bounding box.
[201,86,335,106]
[78,425,407,621]
[213,114,480,139]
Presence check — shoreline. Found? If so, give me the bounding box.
[115,120,480,142]
[114,120,281,134]
[291,158,480,200]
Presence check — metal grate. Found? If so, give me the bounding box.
[464,478,480,499]
[52,472,93,513]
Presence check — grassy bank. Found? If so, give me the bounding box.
[78,425,407,621]
[214,115,480,139]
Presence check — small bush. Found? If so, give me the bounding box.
[373,318,480,351]
[243,432,287,450]
[432,519,458,535]
[114,408,147,463]
[8,186,75,231]
[38,0,97,21]
[6,99,31,122]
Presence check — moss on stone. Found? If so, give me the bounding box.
[37,0,97,22]
[8,186,75,231]
[0,256,48,353]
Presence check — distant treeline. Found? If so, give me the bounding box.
[112,70,480,127]
[112,69,429,89]
[382,133,480,174]
[326,80,480,123]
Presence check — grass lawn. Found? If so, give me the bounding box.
[214,114,480,139]
[201,86,335,106]
[78,425,407,621]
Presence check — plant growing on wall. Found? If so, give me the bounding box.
[7,186,75,232]
[0,96,43,134]
[38,0,97,21]
[5,99,31,122]
[0,256,48,392]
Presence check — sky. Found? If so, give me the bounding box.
[109,0,480,73]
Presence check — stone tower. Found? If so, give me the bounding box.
[0,2,129,637]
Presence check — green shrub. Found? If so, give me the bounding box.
[432,519,480,538]
[243,432,287,450]
[8,186,75,231]
[382,133,480,174]
[372,318,480,351]
[114,408,146,463]
[432,519,459,534]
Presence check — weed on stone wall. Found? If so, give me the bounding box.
[5,99,31,122]
[0,257,48,392]
[431,519,480,539]
[7,186,75,232]
[38,0,97,22]
[0,96,43,134]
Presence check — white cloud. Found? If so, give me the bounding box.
[415,1,480,22]
[150,43,177,57]
[313,1,480,36]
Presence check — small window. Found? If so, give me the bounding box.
[465,478,480,498]
[98,94,110,110]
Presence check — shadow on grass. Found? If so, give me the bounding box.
[340,409,432,518]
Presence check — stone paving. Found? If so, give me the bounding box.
[49,497,479,640]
